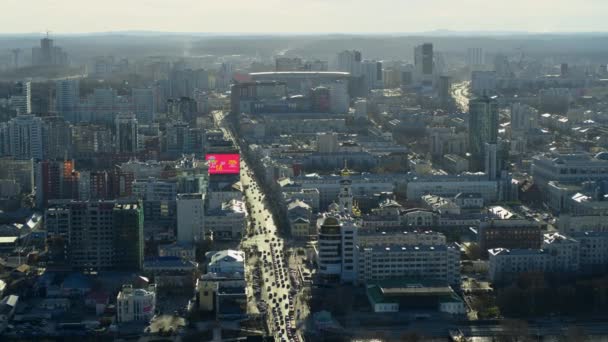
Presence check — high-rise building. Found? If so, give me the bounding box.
[437,75,451,107]
[468,96,499,172]
[45,200,144,270]
[42,116,72,160]
[334,50,362,77]
[362,60,383,91]
[132,88,156,124]
[34,159,78,207]
[55,79,80,122]
[177,193,205,243]
[115,113,138,153]
[167,97,198,124]
[471,71,497,96]
[466,48,484,67]
[560,63,569,77]
[510,103,539,135]
[414,43,434,87]
[32,36,68,66]
[329,81,349,114]
[4,114,44,160]
[26,81,53,115]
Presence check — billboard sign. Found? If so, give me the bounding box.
[206,154,240,175]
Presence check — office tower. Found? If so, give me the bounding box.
[71,123,113,157]
[115,113,138,153]
[26,81,53,115]
[167,97,198,124]
[34,159,78,207]
[338,167,354,214]
[44,200,144,270]
[55,79,80,122]
[275,57,303,71]
[42,116,72,160]
[471,71,497,96]
[32,36,68,66]
[335,50,362,77]
[362,60,383,91]
[113,203,145,270]
[5,114,44,160]
[510,103,539,135]
[177,193,205,243]
[329,81,349,114]
[561,63,569,77]
[466,48,484,67]
[493,54,511,77]
[132,88,156,124]
[216,63,234,91]
[468,95,499,172]
[437,75,451,107]
[354,99,368,120]
[91,88,118,124]
[485,143,498,180]
[414,43,434,87]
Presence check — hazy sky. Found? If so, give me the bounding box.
[3,0,608,34]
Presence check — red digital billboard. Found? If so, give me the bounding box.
[206,154,240,175]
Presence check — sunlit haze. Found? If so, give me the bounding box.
[3,0,608,34]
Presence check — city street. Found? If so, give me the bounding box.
[215,111,299,341]
[453,81,470,112]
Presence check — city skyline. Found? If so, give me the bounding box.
[2,0,608,34]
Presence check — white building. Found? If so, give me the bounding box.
[406,174,499,202]
[316,213,359,283]
[116,284,156,323]
[132,178,177,201]
[177,193,205,243]
[1,114,44,160]
[205,199,247,240]
[207,250,245,274]
[532,152,608,193]
[357,243,460,286]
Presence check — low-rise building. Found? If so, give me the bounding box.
[207,250,245,274]
[479,206,542,252]
[116,284,156,323]
[205,199,247,240]
[357,243,460,286]
[158,242,196,260]
[196,273,247,319]
[366,279,465,315]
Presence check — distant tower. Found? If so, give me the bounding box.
[468,95,499,172]
[338,161,353,214]
[11,49,21,69]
